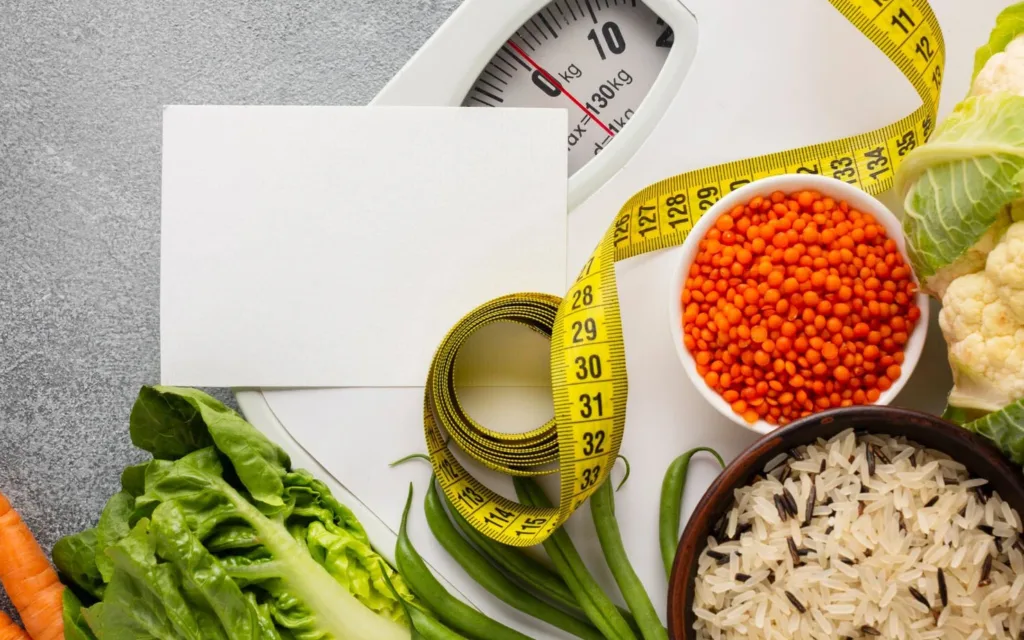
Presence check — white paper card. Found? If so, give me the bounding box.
[161,106,567,387]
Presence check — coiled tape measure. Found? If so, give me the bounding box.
[426,0,944,546]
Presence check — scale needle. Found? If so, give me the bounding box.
[506,40,616,138]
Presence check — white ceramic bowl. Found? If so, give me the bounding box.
[668,174,929,435]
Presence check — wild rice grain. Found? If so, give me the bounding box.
[782,488,799,517]
[938,568,948,607]
[714,516,728,541]
[784,591,806,614]
[925,496,939,508]
[860,625,881,636]
[735,573,752,582]
[787,537,800,564]
[733,522,752,539]
[872,444,891,465]
[804,486,816,527]
[866,444,876,476]
[774,495,789,522]
[908,586,930,609]
[979,555,993,587]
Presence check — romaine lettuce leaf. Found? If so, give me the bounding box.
[94,491,135,582]
[53,528,105,601]
[59,386,414,640]
[61,590,97,640]
[130,385,291,506]
[120,462,149,497]
[973,2,1024,82]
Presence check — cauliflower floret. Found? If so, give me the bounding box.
[985,221,1024,319]
[972,34,1024,97]
[925,220,1009,298]
[940,221,1024,412]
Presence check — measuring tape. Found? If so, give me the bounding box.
[425,0,944,546]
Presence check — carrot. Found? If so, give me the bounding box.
[0,492,64,640]
[0,611,30,640]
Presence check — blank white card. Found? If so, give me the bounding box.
[161,106,567,387]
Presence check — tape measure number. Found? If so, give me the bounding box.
[426,0,944,546]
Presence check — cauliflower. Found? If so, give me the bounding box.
[897,4,1024,461]
[971,33,1024,96]
[940,222,1024,414]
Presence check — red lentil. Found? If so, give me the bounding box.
[681,190,920,426]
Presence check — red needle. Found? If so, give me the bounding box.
[506,40,616,138]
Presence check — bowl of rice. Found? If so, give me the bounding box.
[667,406,1024,640]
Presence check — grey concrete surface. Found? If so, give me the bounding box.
[0,0,460,621]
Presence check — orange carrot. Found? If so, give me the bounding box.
[0,492,64,640]
[0,610,30,640]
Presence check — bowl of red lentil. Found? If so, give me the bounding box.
[670,174,928,434]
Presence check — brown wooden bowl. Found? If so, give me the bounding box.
[666,406,1024,639]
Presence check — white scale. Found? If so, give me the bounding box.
[235,1,1012,636]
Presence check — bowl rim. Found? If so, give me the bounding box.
[668,174,930,436]
[666,405,1024,639]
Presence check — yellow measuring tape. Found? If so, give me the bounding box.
[426,0,944,546]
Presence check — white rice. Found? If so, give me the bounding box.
[693,429,1024,640]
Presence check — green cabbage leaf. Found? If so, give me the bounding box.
[895,94,1024,293]
[973,2,1024,81]
[959,397,1024,465]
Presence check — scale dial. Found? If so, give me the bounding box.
[462,0,674,176]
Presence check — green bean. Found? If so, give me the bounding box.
[590,478,668,640]
[443,484,641,633]
[406,606,471,640]
[659,447,725,578]
[425,480,603,640]
[379,559,468,640]
[395,484,532,640]
[513,477,637,640]
[444,492,581,613]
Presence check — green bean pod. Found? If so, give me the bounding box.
[406,606,472,640]
[659,447,726,578]
[424,480,603,640]
[443,486,641,634]
[590,478,668,640]
[444,490,580,610]
[513,477,637,640]
[379,559,468,640]
[395,485,532,640]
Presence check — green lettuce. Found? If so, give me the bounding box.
[62,588,98,640]
[55,386,413,640]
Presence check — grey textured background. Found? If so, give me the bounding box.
[0,0,460,620]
